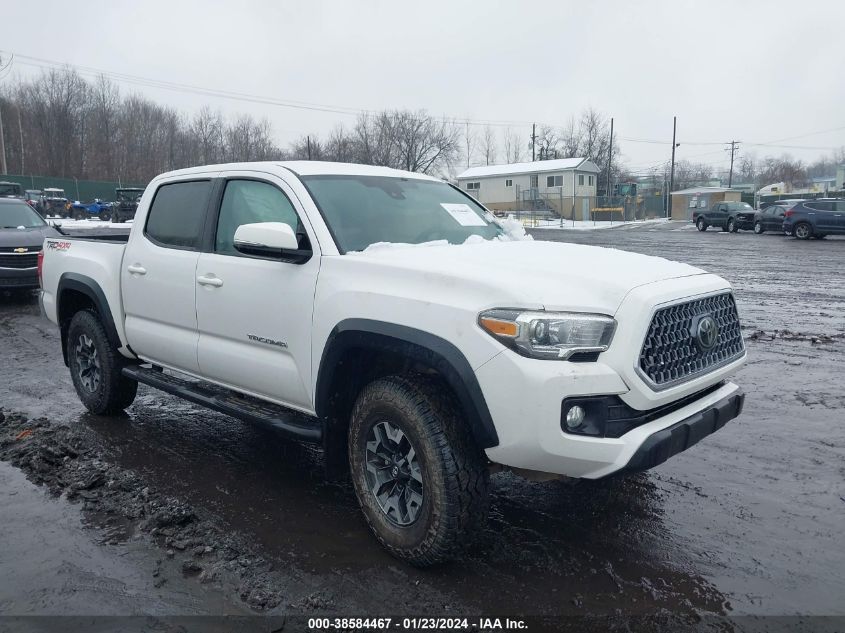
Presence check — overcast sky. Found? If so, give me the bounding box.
[3,0,844,174]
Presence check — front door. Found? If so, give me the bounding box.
[195,175,320,411]
[122,179,214,374]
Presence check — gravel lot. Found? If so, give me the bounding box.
[0,222,843,627]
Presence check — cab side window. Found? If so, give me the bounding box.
[215,180,303,255]
[145,180,212,250]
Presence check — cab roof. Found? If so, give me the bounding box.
[156,161,443,183]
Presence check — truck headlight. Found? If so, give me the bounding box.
[478,309,616,360]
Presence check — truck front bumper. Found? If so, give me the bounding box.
[476,349,745,479]
[0,268,39,290]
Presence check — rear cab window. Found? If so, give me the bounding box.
[144,180,213,249]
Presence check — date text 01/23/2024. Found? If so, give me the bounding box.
[307,617,528,630]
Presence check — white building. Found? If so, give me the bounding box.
[455,158,600,219]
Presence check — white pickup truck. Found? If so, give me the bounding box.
[40,161,746,565]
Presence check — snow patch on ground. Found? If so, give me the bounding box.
[48,218,133,229]
[528,218,670,231]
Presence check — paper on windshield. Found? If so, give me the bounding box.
[440,203,487,227]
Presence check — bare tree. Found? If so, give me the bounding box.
[535,125,559,160]
[481,124,496,166]
[501,127,523,163]
[463,122,476,168]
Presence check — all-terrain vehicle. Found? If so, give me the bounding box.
[111,188,145,223]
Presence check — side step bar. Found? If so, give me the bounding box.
[122,365,322,442]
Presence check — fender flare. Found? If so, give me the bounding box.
[57,272,122,365]
[316,319,499,449]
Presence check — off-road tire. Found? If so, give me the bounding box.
[67,310,137,414]
[793,222,812,240]
[98,210,111,221]
[348,374,490,566]
[72,208,86,221]
[696,218,707,231]
[754,221,764,234]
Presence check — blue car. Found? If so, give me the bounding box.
[69,199,114,221]
[782,199,845,240]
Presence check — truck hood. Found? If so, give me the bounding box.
[348,240,707,314]
[0,225,59,249]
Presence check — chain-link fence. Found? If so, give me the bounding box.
[0,173,146,202]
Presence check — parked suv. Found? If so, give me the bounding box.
[693,201,755,232]
[783,199,845,239]
[753,200,804,234]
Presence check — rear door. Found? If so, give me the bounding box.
[769,205,787,230]
[833,200,845,233]
[807,201,836,232]
[195,173,321,410]
[711,203,727,226]
[122,179,215,374]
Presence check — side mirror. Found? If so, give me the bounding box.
[233,222,311,264]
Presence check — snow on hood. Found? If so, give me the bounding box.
[351,214,532,255]
[344,239,707,315]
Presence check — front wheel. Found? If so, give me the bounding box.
[98,210,111,221]
[67,310,137,414]
[727,218,737,232]
[794,222,812,240]
[348,375,489,566]
[72,208,86,220]
[696,218,707,231]
[754,221,764,234]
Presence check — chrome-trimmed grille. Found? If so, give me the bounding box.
[638,292,744,390]
[0,253,38,269]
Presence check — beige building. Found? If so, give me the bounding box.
[670,187,741,220]
[456,158,600,220]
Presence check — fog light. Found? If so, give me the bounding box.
[565,405,586,429]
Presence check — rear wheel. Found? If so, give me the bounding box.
[754,221,764,234]
[72,208,86,220]
[67,310,137,414]
[98,209,111,221]
[696,218,707,231]
[794,222,812,240]
[348,375,489,566]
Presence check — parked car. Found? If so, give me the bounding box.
[753,200,804,234]
[42,188,70,217]
[0,181,24,198]
[24,190,46,217]
[693,201,756,232]
[111,187,145,223]
[69,198,114,221]
[0,198,60,290]
[782,199,845,240]
[40,161,746,565]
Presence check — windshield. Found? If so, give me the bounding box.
[0,183,23,197]
[301,175,503,253]
[727,202,752,211]
[0,203,47,228]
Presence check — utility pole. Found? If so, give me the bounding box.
[668,116,677,217]
[0,104,6,175]
[725,140,740,188]
[531,123,536,162]
[306,135,312,160]
[18,109,24,175]
[0,54,8,175]
[606,117,614,198]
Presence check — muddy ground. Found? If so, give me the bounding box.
[0,223,843,628]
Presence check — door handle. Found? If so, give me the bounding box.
[127,264,147,275]
[197,275,223,288]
